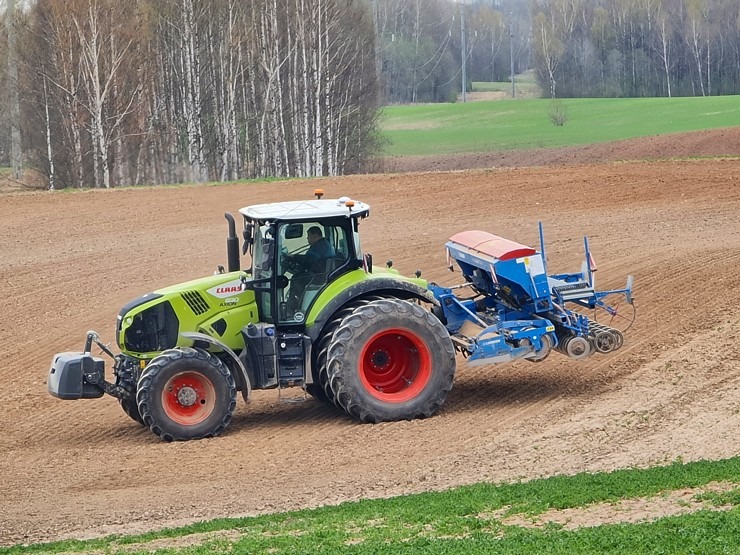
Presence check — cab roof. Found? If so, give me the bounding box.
[239,197,370,222]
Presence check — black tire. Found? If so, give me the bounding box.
[326,298,456,423]
[136,347,237,441]
[304,383,329,402]
[306,317,344,404]
[119,397,145,426]
[307,296,384,404]
[305,312,350,404]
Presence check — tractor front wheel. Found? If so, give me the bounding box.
[136,348,237,441]
[119,398,145,426]
[326,298,456,423]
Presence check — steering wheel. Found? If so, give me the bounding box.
[281,250,304,273]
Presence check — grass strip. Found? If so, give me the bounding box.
[4,457,739,554]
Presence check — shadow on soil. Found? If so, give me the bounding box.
[228,394,349,433]
[229,363,615,432]
[49,362,617,446]
[442,363,613,416]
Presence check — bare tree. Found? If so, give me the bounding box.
[685,0,708,95]
[16,0,380,188]
[7,0,22,179]
[72,0,136,188]
[655,1,673,97]
[533,11,564,98]
[43,74,55,189]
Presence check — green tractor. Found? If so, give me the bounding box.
[49,192,456,441]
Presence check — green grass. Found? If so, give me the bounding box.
[472,80,515,92]
[380,95,740,156]
[4,457,740,554]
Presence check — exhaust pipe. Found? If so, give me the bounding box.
[225,213,240,272]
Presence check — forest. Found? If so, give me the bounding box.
[2,0,740,187]
[376,0,740,101]
[2,0,380,188]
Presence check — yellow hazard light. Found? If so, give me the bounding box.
[345,200,355,208]
[314,188,324,199]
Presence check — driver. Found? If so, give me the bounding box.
[285,226,335,312]
[295,226,334,273]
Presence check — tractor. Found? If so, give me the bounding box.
[49,191,634,441]
[49,191,456,440]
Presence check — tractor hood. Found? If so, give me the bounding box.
[116,271,258,358]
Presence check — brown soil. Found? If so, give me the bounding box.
[2,129,740,546]
[381,127,740,173]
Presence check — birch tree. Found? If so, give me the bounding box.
[7,0,22,179]
[33,0,88,188]
[685,0,708,95]
[16,0,381,188]
[533,11,564,98]
[655,2,673,96]
[72,0,137,188]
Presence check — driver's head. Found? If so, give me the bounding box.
[307,226,323,244]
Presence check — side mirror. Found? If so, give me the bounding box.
[242,223,254,255]
[241,273,279,291]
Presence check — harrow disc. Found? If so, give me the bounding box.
[593,330,617,353]
[564,336,591,360]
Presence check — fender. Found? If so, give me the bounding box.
[307,278,438,342]
[180,332,251,402]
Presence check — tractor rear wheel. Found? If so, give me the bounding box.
[306,315,347,404]
[136,347,237,441]
[307,296,384,405]
[326,298,456,423]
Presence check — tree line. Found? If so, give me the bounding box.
[3,0,740,188]
[374,0,740,102]
[2,0,379,188]
[531,0,740,98]
[374,0,530,103]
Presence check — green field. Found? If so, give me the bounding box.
[380,95,740,157]
[5,457,739,554]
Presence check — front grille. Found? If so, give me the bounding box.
[181,291,209,315]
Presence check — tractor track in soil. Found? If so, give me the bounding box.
[2,130,740,545]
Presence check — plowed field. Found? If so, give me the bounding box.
[2,132,740,546]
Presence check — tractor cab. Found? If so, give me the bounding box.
[237,192,370,327]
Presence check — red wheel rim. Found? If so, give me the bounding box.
[161,371,216,426]
[359,328,432,403]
